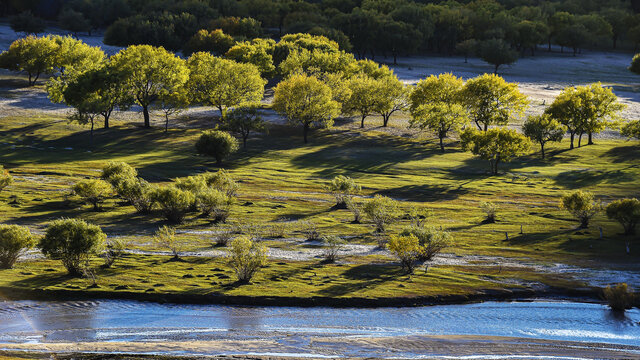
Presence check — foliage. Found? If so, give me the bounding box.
[201,170,239,197]
[0,165,13,194]
[154,86,190,132]
[39,218,106,276]
[603,283,635,312]
[196,189,233,222]
[480,202,498,223]
[325,175,361,209]
[227,236,267,283]
[522,115,565,159]
[343,73,382,128]
[0,35,60,85]
[115,177,156,214]
[223,105,266,148]
[103,238,127,268]
[151,186,196,223]
[184,29,236,56]
[72,179,112,211]
[0,224,35,269]
[272,73,340,143]
[186,52,266,117]
[606,198,640,236]
[104,12,199,51]
[346,198,363,224]
[478,38,518,74]
[387,234,420,274]
[195,130,240,166]
[400,225,452,261]
[279,48,356,78]
[561,190,600,229]
[621,120,640,140]
[456,39,477,63]
[374,75,408,127]
[462,74,528,132]
[209,16,263,38]
[363,195,399,233]
[58,8,91,36]
[322,235,345,263]
[101,161,138,187]
[630,54,640,75]
[460,128,532,175]
[225,38,276,77]
[9,11,45,35]
[153,225,184,259]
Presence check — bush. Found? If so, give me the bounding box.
[151,186,196,223]
[201,169,239,197]
[72,179,112,210]
[630,54,640,75]
[480,202,498,223]
[561,190,600,229]
[101,161,137,186]
[195,130,239,166]
[214,228,234,246]
[115,177,155,213]
[325,175,361,209]
[228,236,267,283]
[153,225,185,259]
[400,225,452,261]
[0,224,35,269]
[603,283,635,312]
[0,165,13,193]
[387,234,420,274]
[103,238,127,268]
[196,189,233,222]
[322,235,345,263]
[39,218,106,276]
[300,220,321,241]
[606,198,640,236]
[265,221,288,239]
[363,195,399,233]
[621,120,640,139]
[345,198,362,223]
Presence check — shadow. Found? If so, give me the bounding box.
[316,264,402,297]
[10,271,74,289]
[603,144,640,162]
[374,184,469,202]
[554,169,637,189]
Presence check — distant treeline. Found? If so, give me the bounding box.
[4,0,640,58]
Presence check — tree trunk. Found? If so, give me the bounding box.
[243,134,248,148]
[483,123,488,132]
[103,112,110,129]
[165,113,169,133]
[464,55,468,63]
[360,114,366,128]
[393,53,398,65]
[303,123,309,143]
[587,131,593,145]
[569,132,575,149]
[439,136,445,153]
[578,132,583,147]
[90,118,94,147]
[613,36,617,49]
[540,142,545,159]
[143,106,151,128]
[383,114,390,127]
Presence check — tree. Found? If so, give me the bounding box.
[225,38,276,78]
[478,38,518,74]
[456,39,477,63]
[601,8,629,49]
[325,175,361,209]
[153,225,185,259]
[387,234,420,274]
[72,179,112,211]
[603,283,635,312]
[151,186,196,223]
[101,161,137,187]
[39,218,106,276]
[462,74,528,131]
[522,115,565,159]
[184,29,236,56]
[195,130,239,166]
[460,128,532,175]
[223,105,266,148]
[480,202,498,223]
[363,195,399,233]
[556,24,589,56]
[228,236,267,283]
[0,165,13,194]
[0,224,35,269]
[343,74,380,128]
[278,48,357,78]
[186,52,265,118]
[154,87,189,133]
[272,73,340,143]
[0,35,59,86]
[606,198,640,237]
[58,9,91,36]
[400,225,452,261]
[115,177,155,214]
[630,54,640,75]
[514,20,548,56]
[561,190,600,229]
[110,45,189,128]
[9,11,45,35]
[374,75,408,127]
[621,120,640,139]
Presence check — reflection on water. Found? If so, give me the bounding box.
[0,300,638,346]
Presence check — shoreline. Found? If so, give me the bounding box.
[0,285,606,307]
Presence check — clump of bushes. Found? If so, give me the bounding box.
[39,218,106,276]
[363,195,398,233]
[325,175,361,209]
[72,179,112,210]
[0,224,35,269]
[345,198,362,223]
[228,236,267,283]
[400,225,452,261]
[101,161,138,187]
[387,234,420,274]
[116,177,156,214]
[300,220,321,241]
[0,165,13,193]
[561,190,600,229]
[195,130,239,166]
[603,283,635,312]
[196,189,233,222]
[480,201,498,223]
[151,186,195,223]
[606,198,640,254]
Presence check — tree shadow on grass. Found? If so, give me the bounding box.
[315,264,403,297]
[10,272,74,289]
[553,168,637,189]
[374,184,469,202]
[603,144,640,162]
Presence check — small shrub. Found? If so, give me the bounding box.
[325,175,361,209]
[116,177,155,213]
[103,238,127,268]
[201,169,239,197]
[265,221,288,238]
[387,234,420,274]
[0,224,35,269]
[174,174,208,193]
[345,198,362,223]
[153,225,185,259]
[480,202,498,223]
[400,225,452,261]
[228,236,267,283]
[561,190,600,229]
[151,186,196,223]
[363,195,398,233]
[300,220,321,241]
[197,189,233,222]
[195,130,239,166]
[214,228,234,246]
[603,283,635,312]
[322,235,345,263]
[39,218,106,276]
[0,165,13,193]
[72,179,112,210]
[101,161,137,187]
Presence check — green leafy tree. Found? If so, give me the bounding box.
[110,45,189,128]
[363,195,399,233]
[0,35,59,85]
[514,20,548,56]
[223,105,266,148]
[400,225,452,261]
[115,177,155,214]
[278,48,357,78]
[603,283,635,312]
[606,198,640,237]
[186,52,265,118]
[184,29,236,56]
[325,175,361,209]
[621,120,640,139]
[478,38,518,74]
[151,186,196,223]
[39,218,106,276]
[195,130,240,166]
[0,165,13,194]
[272,73,340,143]
[101,161,137,187]
[522,115,565,159]
[460,128,532,175]
[196,189,233,222]
[228,236,267,283]
[343,74,381,128]
[374,75,407,127]
[456,39,477,63]
[58,9,91,36]
[225,38,276,77]
[387,234,420,274]
[9,11,45,35]
[154,87,189,133]
[72,179,112,211]
[630,54,640,75]
[561,190,600,229]
[0,224,35,269]
[462,74,528,131]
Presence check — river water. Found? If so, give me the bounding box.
[1,300,639,358]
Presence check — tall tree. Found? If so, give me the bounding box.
[478,38,518,74]
[374,75,408,127]
[343,74,381,128]
[0,35,59,86]
[460,128,531,175]
[522,114,565,159]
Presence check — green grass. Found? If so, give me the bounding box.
[0,106,638,301]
